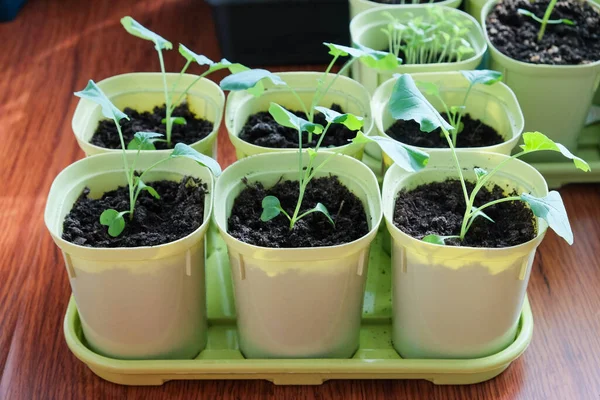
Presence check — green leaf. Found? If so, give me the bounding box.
[120,16,172,51]
[520,132,590,171]
[422,234,459,245]
[74,80,128,122]
[171,143,222,177]
[178,44,214,65]
[517,8,575,25]
[178,44,246,74]
[260,196,282,222]
[99,209,126,237]
[314,106,364,131]
[268,103,324,134]
[162,116,186,125]
[352,131,429,172]
[324,42,401,70]
[521,191,573,245]
[127,132,163,150]
[307,148,317,161]
[136,178,160,199]
[388,74,454,133]
[460,70,503,86]
[312,203,335,226]
[474,167,488,181]
[471,206,494,223]
[219,69,286,97]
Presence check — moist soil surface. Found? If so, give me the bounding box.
[62,177,207,248]
[228,176,369,248]
[394,180,536,248]
[385,113,505,148]
[239,104,359,149]
[91,103,214,150]
[486,0,600,65]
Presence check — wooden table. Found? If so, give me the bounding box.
[1,0,599,398]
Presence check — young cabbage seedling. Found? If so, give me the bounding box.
[258,102,430,230]
[75,80,222,237]
[517,0,575,42]
[220,42,401,143]
[120,16,245,148]
[416,69,503,147]
[381,7,475,65]
[388,74,590,246]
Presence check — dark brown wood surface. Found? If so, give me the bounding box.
[1,0,599,399]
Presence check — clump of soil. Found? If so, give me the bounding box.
[62,177,207,248]
[91,103,214,150]
[228,176,369,248]
[393,180,536,248]
[385,113,505,148]
[239,104,359,149]
[486,0,600,65]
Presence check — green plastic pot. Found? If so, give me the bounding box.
[349,0,462,19]
[72,73,225,158]
[225,72,373,160]
[350,5,487,94]
[465,0,489,22]
[213,151,382,359]
[382,151,548,359]
[372,72,524,171]
[44,152,215,360]
[482,0,600,161]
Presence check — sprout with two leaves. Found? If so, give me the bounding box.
[388,73,590,245]
[120,16,246,148]
[416,69,503,147]
[517,0,575,42]
[75,80,221,237]
[381,7,475,65]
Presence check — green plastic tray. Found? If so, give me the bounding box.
[63,227,533,386]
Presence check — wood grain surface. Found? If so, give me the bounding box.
[0,0,599,399]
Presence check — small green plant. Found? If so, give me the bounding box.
[381,7,475,65]
[517,0,575,42]
[416,69,503,147]
[388,74,590,245]
[75,80,222,237]
[120,16,245,148]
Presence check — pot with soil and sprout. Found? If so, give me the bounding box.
[213,92,428,358]
[349,0,462,19]
[45,81,221,360]
[382,74,589,359]
[372,70,524,172]
[483,0,600,162]
[73,17,244,158]
[219,43,401,161]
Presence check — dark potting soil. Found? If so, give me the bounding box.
[385,113,504,148]
[486,0,600,65]
[228,176,369,248]
[394,180,536,248]
[91,103,214,150]
[239,104,359,149]
[62,177,207,248]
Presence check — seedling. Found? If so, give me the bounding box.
[75,80,221,237]
[381,7,475,65]
[416,69,503,147]
[517,0,575,42]
[388,74,590,245]
[120,16,245,148]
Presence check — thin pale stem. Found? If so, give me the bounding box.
[538,0,558,41]
[157,49,173,146]
[170,68,212,114]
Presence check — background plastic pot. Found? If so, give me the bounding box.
[482,0,600,162]
[225,72,373,160]
[465,0,488,22]
[72,73,225,158]
[213,151,382,358]
[382,151,548,359]
[44,152,214,360]
[349,0,462,19]
[350,5,487,94]
[372,71,524,171]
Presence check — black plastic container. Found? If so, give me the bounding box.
[206,0,350,66]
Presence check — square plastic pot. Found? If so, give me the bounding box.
[44,152,215,360]
[350,5,487,94]
[382,151,548,359]
[213,151,382,358]
[482,0,600,161]
[349,0,461,19]
[372,72,524,171]
[225,72,373,160]
[72,72,225,159]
